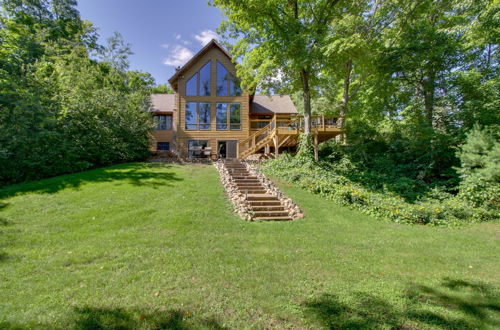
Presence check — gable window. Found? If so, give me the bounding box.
[216,61,229,96]
[186,73,197,96]
[185,102,211,130]
[154,115,172,130]
[199,61,211,96]
[157,142,170,151]
[216,60,241,96]
[216,103,241,130]
[185,60,211,96]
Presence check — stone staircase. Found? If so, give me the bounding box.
[224,159,294,221]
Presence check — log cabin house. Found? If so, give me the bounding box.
[150,39,344,159]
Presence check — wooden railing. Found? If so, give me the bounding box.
[241,115,345,157]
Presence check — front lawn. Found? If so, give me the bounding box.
[0,163,498,329]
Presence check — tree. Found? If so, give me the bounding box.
[151,83,174,94]
[97,31,133,71]
[211,0,341,143]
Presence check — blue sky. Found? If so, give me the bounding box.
[77,0,224,85]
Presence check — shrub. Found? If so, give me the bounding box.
[262,154,496,225]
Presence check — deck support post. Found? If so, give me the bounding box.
[273,135,279,158]
[265,144,270,154]
[313,134,319,161]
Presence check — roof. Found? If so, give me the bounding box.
[150,94,175,113]
[168,39,232,89]
[250,95,298,114]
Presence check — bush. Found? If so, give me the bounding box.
[456,125,499,211]
[262,154,496,225]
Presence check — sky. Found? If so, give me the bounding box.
[77,0,225,85]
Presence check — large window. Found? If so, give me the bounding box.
[185,102,211,130]
[198,103,211,130]
[185,60,211,96]
[186,73,197,96]
[230,103,241,130]
[216,61,229,96]
[216,103,241,130]
[157,142,170,151]
[188,140,210,158]
[216,60,241,96]
[216,103,228,130]
[199,61,211,96]
[154,115,172,130]
[185,102,197,130]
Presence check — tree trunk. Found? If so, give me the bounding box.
[340,58,353,118]
[300,68,312,137]
[423,71,435,129]
[339,59,352,145]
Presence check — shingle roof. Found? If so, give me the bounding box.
[251,95,298,114]
[150,94,175,113]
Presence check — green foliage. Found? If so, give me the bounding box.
[263,153,497,225]
[151,83,174,94]
[295,133,315,162]
[457,125,500,210]
[0,0,153,186]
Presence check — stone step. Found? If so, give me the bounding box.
[237,186,264,190]
[234,180,260,184]
[251,205,286,211]
[248,201,282,206]
[253,210,290,217]
[246,194,279,201]
[233,176,257,180]
[253,216,293,221]
[241,189,266,194]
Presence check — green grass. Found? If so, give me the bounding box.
[0,162,499,329]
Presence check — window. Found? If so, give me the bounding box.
[188,140,210,158]
[230,74,241,96]
[216,60,241,97]
[185,102,211,130]
[216,61,229,96]
[217,103,241,130]
[230,103,241,130]
[186,73,197,96]
[199,61,211,96]
[198,103,211,130]
[216,103,228,130]
[185,102,197,130]
[185,60,211,96]
[157,142,170,151]
[154,115,172,130]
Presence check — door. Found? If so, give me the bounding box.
[227,140,237,159]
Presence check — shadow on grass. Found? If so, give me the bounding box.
[303,278,499,329]
[1,307,227,330]
[0,162,182,200]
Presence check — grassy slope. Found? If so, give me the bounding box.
[0,163,498,329]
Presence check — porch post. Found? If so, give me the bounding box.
[273,135,279,158]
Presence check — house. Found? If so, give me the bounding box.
[150,39,344,159]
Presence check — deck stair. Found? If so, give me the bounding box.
[224,159,294,221]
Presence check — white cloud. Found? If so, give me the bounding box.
[163,45,194,67]
[174,33,181,40]
[194,29,219,46]
[160,43,170,49]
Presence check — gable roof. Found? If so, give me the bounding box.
[251,95,298,114]
[168,39,232,89]
[150,94,175,113]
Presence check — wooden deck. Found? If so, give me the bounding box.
[239,114,345,158]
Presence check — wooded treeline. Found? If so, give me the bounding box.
[213,0,499,223]
[0,0,155,186]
